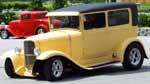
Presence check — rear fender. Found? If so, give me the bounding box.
[115,37,147,62]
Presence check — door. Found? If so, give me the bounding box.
[107,9,136,53]
[82,12,112,66]
[19,14,35,36]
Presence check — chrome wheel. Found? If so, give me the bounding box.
[44,58,65,81]
[0,30,9,39]
[37,28,45,34]
[129,48,141,66]
[122,43,144,70]
[51,59,63,78]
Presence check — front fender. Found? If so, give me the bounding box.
[3,50,25,76]
[36,50,68,60]
[115,37,146,62]
[36,50,89,70]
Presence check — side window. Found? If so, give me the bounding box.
[108,10,129,26]
[39,13,47,18]
[21,14,31,20]
[84,13,106,29]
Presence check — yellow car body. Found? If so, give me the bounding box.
[4,3,147,80]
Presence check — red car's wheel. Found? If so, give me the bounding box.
[36,28,46,35]
[0,30,10,39]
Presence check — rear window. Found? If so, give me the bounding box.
[108,9,129,26]
[38,13,47,18]
[21,14,31,20]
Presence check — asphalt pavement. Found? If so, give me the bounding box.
[0,37,150,84]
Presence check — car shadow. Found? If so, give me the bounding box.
[56,64,150,82]
[10,37,25,39]
[32,64,150,82]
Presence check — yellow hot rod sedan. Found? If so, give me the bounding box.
[4,3,147,81]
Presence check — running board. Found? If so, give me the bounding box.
[89,61,120,69]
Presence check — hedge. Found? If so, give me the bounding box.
[139,14,150,27]
[0,12,18,24]
[2,2,29,10]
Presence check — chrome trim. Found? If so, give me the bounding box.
[24,41,36,66]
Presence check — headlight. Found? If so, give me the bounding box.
[14,47,21,54]
[34,47,41,56]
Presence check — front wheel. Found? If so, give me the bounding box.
[43,57,65,81]
[0,30,10,39]
[122,43,144,70]
[5,59,19,78]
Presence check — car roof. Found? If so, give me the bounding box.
[53,3,137,13]
[21,11,48,15]
[47,3,138,26]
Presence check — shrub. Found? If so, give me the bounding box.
[139,4,150,13]
[0,11,18,24]
[43,5,54,11]
[2,2,29,10]
[28,0,45,11]
[139,14,150,27]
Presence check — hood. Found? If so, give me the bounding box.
[9,20,20,28]
[26,29,81,42]
[25,29,82,59]
[25,30,81,56]
[9,20,20,24]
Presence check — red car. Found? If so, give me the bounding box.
[0,11,61,39]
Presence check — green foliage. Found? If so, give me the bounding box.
[139,4,150,12]
[0,12,18,24]
[2,2,29,10]
[28,0,45,11]
[91,0,105,3]
[139,14,150,27]
[69,0,105,3]
[43,5,54,11]
[0,2,3,12]
[53,0,68,9]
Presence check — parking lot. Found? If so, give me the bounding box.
[0,37,150,84]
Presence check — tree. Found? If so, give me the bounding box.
[69,0,105,3]
[29,0,44,10]
[0,2,3,13]
[53,0,68,9]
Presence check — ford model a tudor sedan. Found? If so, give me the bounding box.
[4,3,147,81]
[0,11,61,39]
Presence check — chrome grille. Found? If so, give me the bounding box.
[24,41,35,66]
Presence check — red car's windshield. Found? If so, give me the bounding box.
[53,16,79,29]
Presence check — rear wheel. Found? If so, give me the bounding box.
[0,30,10,39]
[5,59,19,78]
[36,28,46,35]
[43,57,65,81]
[122,43,144,70]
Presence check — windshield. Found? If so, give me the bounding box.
[51,16,79,29]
